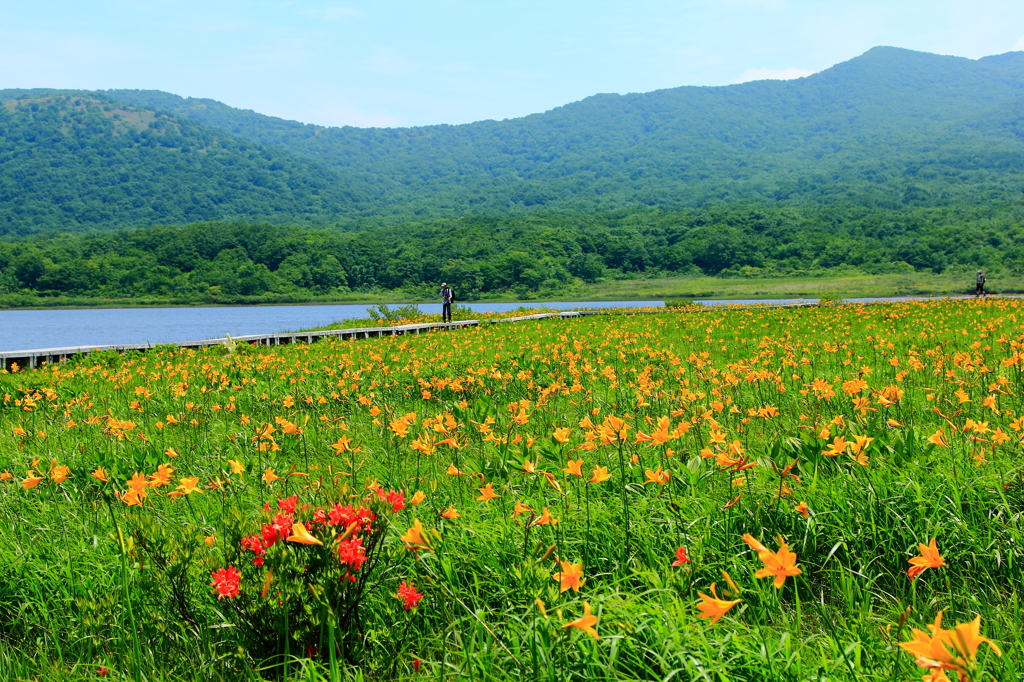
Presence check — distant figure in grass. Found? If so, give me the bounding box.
[975,270,987,297]
[440,282,455,322]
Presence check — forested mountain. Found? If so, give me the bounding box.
[0,96,359,234]
[102,47,1024,208]
[3,46,1024,235]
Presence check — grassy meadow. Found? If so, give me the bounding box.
[1,299,1023,681]
[577,271,1024,302]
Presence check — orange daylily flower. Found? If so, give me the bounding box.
[331,436,354,454]
[927,430,948,447]
[126,472,150,496]
[553,427,572,443]
[262,468,282,485]
[563,458,583,477]
[644,466,670,486]
[532,507,558,526]
[50,465,71,484]
[511,501,534,518]
[907,538,946,580]
[400,519,433,551]
[561,601,599,639]
[173,476,203,496]
[287,523,323,546]
[552,559,585,593]
[476,482,499,502]
[120,489,145,506]
[21,471,44,490]
[588,466,611,483]
[696,582,741,625]
[149,463,175,487]
[899,611,1001,678]
[742,533,802,589]
[823,435,849,457]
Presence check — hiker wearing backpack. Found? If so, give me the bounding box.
[440,283,455,322]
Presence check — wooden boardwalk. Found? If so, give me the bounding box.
[0,311,600,371]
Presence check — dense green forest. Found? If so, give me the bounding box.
[2,203,1022,305]
[0,96,356,235]
[4,47,1024,234]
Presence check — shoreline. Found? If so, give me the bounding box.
[0,293,998,312]
[1,275,1013,312]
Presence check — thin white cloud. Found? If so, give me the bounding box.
[734,66,813,83]
[265,91,402,128]
[1014,34,1024,51]
[362,46,416,76]
[307,5,361,21]
[722,0,787,9]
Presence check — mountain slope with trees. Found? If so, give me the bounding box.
[3,47,1024,234]
[100,47,1024,211]
[0,95,360,235]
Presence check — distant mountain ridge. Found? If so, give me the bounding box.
[3,46,1024,233]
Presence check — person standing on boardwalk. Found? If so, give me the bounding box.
[440,282,455,322]
[975,270,986,297]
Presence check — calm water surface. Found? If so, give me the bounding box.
[2,296,965,352]
[1,300,679,352]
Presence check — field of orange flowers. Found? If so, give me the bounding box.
[1,299,1022,681]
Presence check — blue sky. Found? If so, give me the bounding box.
[2,1,1023,128]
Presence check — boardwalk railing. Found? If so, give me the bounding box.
[0,311,601,371]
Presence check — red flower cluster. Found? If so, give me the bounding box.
[327,503,376,532]
[376,488,406,513]
[671,546,691,566]
[239,497,379,575]
[337,536,368,573]
[240,535,267,566]
[211,566,241,599]
[241,498,300,566]
[396,580,423,610]
[241,507,295,566]
[262,513,294,545]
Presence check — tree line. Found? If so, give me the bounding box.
[1,203,1022,305]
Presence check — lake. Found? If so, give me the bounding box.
[2,296,973,352]
[0,300,677,352]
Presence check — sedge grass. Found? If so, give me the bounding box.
[0,298,1022,680]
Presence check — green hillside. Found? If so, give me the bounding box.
[0,95,360,235]
[100,47,1024,212]
[2,46,1024,245]
[3,47,1024,234]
